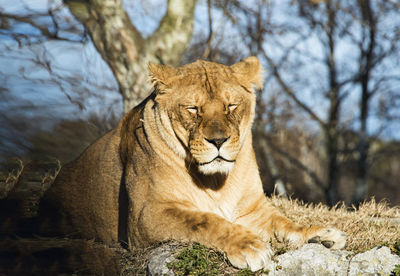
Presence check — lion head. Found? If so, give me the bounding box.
[148,57,264,175]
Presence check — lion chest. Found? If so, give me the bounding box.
[190,188,241,223]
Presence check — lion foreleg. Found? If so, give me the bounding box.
[235,197,347,250]
[139,204,273,272]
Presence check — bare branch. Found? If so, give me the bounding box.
[263,53,326,127]
[266,136,326,193]
[0,1,86,44]
[0,12,55,38]
[202,0,214,59]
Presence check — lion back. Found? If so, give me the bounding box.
[38,99,149,245]
[39,128,123,244]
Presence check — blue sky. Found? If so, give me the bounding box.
[0,0,120,123]
[0,0,399,141]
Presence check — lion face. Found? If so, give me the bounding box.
[171,82,253,175]
[149,57,264,175]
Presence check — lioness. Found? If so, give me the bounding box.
[41,57,346,271]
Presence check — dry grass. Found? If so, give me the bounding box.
[0,159,24,199]
[1,160,398,254]
[144,197,400,275]
[1,160,399,274]
[270,195,400,253]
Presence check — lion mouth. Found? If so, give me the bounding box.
[198,156,235,166]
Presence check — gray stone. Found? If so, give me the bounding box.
[146,243,400,276]
[272,244,351,276]
[146,244,176,276]
[348,246,400,276]
[270,244,400,276]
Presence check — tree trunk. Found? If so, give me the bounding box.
[257,132,288,197]
[253,96,288,197]
[325,124,339,206]
[354,76,371,205]
[325,1,340,206]
[64,0,197,112]
[353,0,375,205]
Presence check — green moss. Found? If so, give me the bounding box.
[237,268,255,276]
[275,246,289,255]
[167,244,271,276]
[392,239,400,256]
[237,268,271,276]
[382,239,400,256]
[166,243,224,275]
[392,264,400,276]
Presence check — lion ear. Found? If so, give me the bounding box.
[148,63,177,91]
[231,56,264,90]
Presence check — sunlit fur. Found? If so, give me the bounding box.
[43,57,347,272]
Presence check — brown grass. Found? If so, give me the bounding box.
[1,160,399,274]
[143,197,400,275]
[1,160,398,255]
[270,195,400,253]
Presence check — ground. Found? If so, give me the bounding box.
[0,160,399,275]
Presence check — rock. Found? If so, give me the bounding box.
[348,246,400,275]
[146,244,176,276]
[146,243,400,276]
[272,244,400,276]
[273,244,351,275]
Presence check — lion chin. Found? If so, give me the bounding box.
[197,157,235,175]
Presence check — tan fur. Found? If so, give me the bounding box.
[42,57,346,271]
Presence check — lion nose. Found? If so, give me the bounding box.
[205,137,229,149]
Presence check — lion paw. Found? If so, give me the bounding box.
[307,227,347,249]
[226,237,273,272]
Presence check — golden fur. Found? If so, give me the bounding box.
[42,57,346,271]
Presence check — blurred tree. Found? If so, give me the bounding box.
[27,114,119,163]
[214,0,400,205]
[349,0,400,205]
[1,0,400,206]
[64,0,197,113]
[1,0,198,112]
[0,0,197,161]
[0,0,119,161]
[294,0,400,205]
